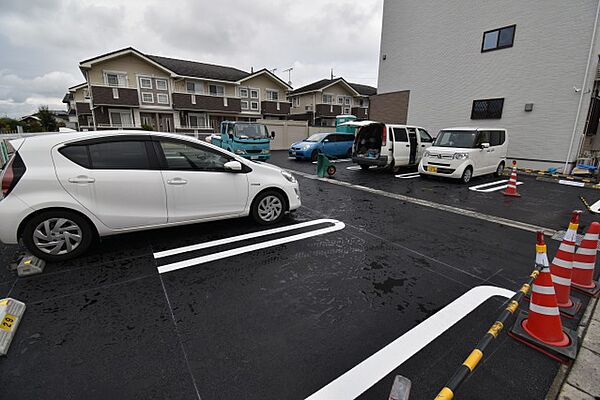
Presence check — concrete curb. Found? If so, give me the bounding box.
[545,295,600,399]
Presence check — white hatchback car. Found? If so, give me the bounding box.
[418,127,508,183]
[0,131,301,261]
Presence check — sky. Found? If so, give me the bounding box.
[0,0,383,118]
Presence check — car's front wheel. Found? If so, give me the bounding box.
[460,166,473,184]
[22,210,94,262]
[251,191,286,225]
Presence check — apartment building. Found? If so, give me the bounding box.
[66,47,292,134]
[375,0,600,171]
[288,78,376,127]
[63,82,93,131]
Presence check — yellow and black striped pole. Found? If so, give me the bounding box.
[434,264,543,400]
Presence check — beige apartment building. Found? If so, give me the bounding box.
[64,47,292,133]
[288,78,376,127]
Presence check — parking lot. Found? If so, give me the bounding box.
[1,150,598,399]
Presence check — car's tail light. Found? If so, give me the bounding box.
[381,125,387,147]
[1,153,26,199]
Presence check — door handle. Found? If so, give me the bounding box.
[421,144,426,147]
[68,176,95,184]
[406,144,410,147]
[167,178,188,185]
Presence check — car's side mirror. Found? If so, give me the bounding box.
[481,142,490,149]
[224,160,243,171]
[270,131,276,140]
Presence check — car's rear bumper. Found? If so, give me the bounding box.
[353,155,388,167]
[0,194,35,244]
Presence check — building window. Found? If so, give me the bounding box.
[187,82,203,94]
[266,90,279,101]
[155,79,168,91]
[337,96,344,105]
[250,101,259,111]
[291,97,299,107]
[109,109,134,127]
[209,84,225,96]
[305,105,313,111]
[345,97,351,105]
[142,92,154,103]
[240,87,249,98]
[86,116,93,126]
[250,89,259,99]
[112,88,119,99]
[471,98,504,119]
[241,100,249,110]
[140,77,152,89]
[105,72,127,87]
[156,93,169,104]
[141,115,153,127]
[322,94,334,104]
[482,25,516,52]
[189,113,208,128]
[83,89,90,99]
[343,107,351,115]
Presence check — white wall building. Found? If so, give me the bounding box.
[376,0,600,171]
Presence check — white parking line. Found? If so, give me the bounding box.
[395,172,420,179]
[156,219,345,274]
[558,179,585,187]
[590,199,600,213]
[312,158,352,164]
[346,166,362,170]
[469,179,524,193]
[285,169,557,236]
[305,285,514,400]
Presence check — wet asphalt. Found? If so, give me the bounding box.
[0,150,598,399]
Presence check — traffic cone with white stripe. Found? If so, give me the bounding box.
[502,160,521,197]
[550,210,583,317]
[509,231,578,363]
[572,221,600,297]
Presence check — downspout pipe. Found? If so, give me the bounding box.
[565,0,600,172]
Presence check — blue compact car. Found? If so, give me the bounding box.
[289,132,355,161]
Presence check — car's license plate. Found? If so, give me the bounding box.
[251,156,258,160]
[427,166,438,173]
[0,314,16,332]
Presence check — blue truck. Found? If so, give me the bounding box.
[210,121,274,161]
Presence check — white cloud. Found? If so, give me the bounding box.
[0,0,383,117]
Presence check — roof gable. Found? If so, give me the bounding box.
[237,69,292,89]
[289,77,375,96]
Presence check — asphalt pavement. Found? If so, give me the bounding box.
[0,151,598,399]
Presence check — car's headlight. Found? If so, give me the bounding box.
[423,151,431,158]
[281,170,297,183]
[261,149,270,154]
[302,144,311,150]
[235,149,246,155]
[453,153,469,160]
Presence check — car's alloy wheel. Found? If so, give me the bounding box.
[495,162,505,177]
[33,218,83,255]
[461,167,473,183]
[257,195,283,222]
[22,210,94,262]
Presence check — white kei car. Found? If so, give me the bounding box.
[0,131,301,261]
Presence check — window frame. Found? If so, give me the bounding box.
[393,127,408,142]
[141,92,154,103]
[104,71,128,87]
[250,101,259,111]
[209,84,225,97]
[481,24,516,53]
[156,93,169,105]
[108,109,134,127]
[322,94,334,104]
[58,136,158,170]
[471,98,505,120]
[188,113,208,128]
[239,87,249,98]
[241,100,249,110]
[266,89,279,101]
[187,81,203,94]
[155,79,168,91]
[153,138,243,173]
[418,128,433,143]
[139,77,153,89]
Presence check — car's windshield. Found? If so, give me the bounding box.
[234,123,269,139]
[434,131,478,148]
[305,133,328,142]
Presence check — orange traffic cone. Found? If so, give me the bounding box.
[572,221,600,297]
[509,231,578,363]
[550,210,583,317]
[502,160,521,197]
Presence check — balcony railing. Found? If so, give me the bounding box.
[96,123,142,129]
[172,93,241,113]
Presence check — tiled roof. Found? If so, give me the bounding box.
[289,78,376,96]
[147,55,249,82]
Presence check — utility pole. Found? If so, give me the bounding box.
[330,68,334,80]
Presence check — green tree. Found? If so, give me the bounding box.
[0,117,21,133]
[37,106,58,132]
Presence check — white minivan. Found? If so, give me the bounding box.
[347,121,434,172]
[418,127,508,183]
